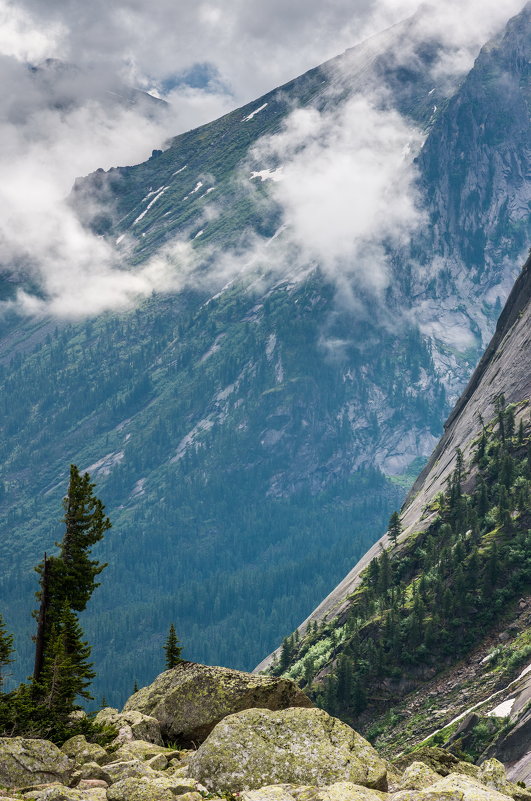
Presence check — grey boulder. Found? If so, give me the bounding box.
[123,661,312,745]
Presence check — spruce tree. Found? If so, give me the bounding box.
[388,511,402,547]
[164,624,183,669]
[279,636,292,672]
[39,605,95,714]
[0,613,14,691]
[33,465,110,714]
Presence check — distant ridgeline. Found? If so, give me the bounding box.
[269,400,531,751]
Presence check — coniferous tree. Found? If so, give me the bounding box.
[39,605,95,714]
[388,511,402,547]
[279,636,292,672]
[0,614,14,691]
[164,624,183,669]
[33,465,110,711]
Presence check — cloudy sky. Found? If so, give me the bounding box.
[0,0,526,316]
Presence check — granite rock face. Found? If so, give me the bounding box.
[123,661,312,745]
[0,737,72,788]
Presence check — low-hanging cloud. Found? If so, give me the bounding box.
[0,0,526,318]
[248,97,424,298]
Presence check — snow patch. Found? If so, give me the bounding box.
[242,103,267,122]
[141,186,163,203]
[172,165,187,176]
[116,234,125,245]
[488,698,515,718]
[250,167,283,183]
[133,186,168,224]
[193,229,204,239]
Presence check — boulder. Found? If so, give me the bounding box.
[106,776,199,801]
[93,709,162,746]
[241,785,386,801]
[76,780,108,790]
[478,759,531,801]
[398,762,442,791]
[60,737,108,767]
[390,791,464,800]
[0,738,72,788]
[151,776,199,794]
[428,773,514,800]
[70,762,112,785]
[301,784,387,800]
[144,753,168,771]
[123,661,313,746]
[393,749,479,781]
[108,740,171,762]
[241,788,298,801]
[103,760,157,783]
[106,778,173,801]
[187,706,387,793]
[175,795,203,801]
[26,787,106,801]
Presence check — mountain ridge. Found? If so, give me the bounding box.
[0,5,529,705]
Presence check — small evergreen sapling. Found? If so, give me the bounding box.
[164,624,183,669]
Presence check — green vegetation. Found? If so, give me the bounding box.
[0,467,112,743]
[271,400,531,730]
[0,614,14,690]
[164,624,183,669]
[0,272,442,705]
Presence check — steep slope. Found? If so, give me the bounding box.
[260,253,531,775]
[0,6,529,706]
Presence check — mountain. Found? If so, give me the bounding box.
[260,251,531,780]
[0,5,529,706]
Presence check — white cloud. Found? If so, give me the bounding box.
[242,96,424,302]
[0,0,525,318]
[0,2,65,63]
[0,72,197,317]
[270,100,420,270]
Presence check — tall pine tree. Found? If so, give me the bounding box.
[33,465,110,713]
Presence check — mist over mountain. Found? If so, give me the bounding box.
[0,1,529,710]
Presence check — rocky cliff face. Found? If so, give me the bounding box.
[256,253,531,778]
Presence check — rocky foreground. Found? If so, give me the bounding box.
[1,663,530,801]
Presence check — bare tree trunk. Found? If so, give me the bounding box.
[33,553,49,683]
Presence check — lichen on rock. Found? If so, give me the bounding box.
[122,661,312,746]
[187,706,387,793]
[0,738,72,789]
